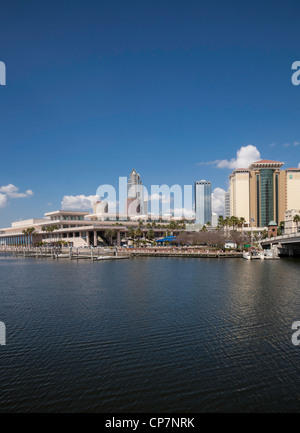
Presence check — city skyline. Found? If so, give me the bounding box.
[1,152,300,227]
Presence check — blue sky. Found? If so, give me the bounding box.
[0,0,300,225]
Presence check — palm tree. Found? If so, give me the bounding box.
[22,227,36,247]
[218,215,224,228]
[104,229,116,245]
[127,226,135,245]
[45,225,57,245]
[134,228,143,246]
[294,215,300,232]
[168,221,177,233]
[230,216,239,231]
[104,229,112,245]
[147,229,155,241]
[239,217,246,229]
[22,229,29,246]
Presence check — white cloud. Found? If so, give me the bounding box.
[0,184,19,195]
[212,188,226,215]
[0,184,34,198]
[61,195,99,210]
[0,194,8,209]
[0,184,34,209]
[294,142,299,147]
[216,145,261,170]
[298,163,300,169]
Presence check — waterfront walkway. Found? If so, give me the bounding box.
[0,246,243,260]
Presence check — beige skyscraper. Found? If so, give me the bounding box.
[229,169,251,224]
[229,160,300,228]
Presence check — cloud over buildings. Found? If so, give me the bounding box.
[212,188,226,215]
[216,145,261,170]
[197,145,261,170]
[61,195,99,210]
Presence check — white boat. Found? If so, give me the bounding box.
[264,249,280,260]
[243,251,265,260]
[252,251,265,260]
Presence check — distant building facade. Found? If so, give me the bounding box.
[195,180,212,226]
[211,212,218,228]
[285,209,300,235]
[225,191,231,218]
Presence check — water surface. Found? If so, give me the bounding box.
[0,254,299,413]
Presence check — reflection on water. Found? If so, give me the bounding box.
[0,255,299,413]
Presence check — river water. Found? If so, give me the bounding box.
[0,254,300,413]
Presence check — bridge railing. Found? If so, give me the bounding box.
[261,232,300,243]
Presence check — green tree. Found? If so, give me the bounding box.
[230,216,239,230]
[293,215,300,232]
[168,221,177,232]
[104,229,116,245]
[147,229,155,241]
[134,228,143,246]
[239,217,246,228]
[22,227,36,247]
[218,215,224,229]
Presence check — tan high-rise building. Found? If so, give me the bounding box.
[229,160,300,228]
[229,169,250,224]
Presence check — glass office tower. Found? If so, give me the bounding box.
[258,169,275,227]
[195,180,212,226]
[250,161,284,227]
